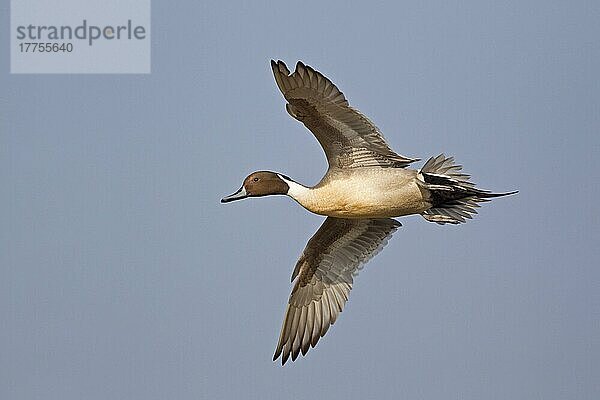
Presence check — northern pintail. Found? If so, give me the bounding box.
[222,60,516,365]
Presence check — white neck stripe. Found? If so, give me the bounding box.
[277,174,309,201]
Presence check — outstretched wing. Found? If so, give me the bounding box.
[271,60,418,169]
[273,217,401,365]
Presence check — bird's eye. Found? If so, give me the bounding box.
[253,177,259,182]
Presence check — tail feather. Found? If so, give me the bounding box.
[417,154,517,225]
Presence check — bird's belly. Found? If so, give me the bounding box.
[308,178,428,218]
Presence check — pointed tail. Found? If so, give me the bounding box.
[417,154,517,225]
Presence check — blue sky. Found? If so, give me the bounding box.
[2,1,599,399]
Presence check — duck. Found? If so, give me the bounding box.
[221,60,516,365]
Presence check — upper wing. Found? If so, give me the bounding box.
[271,60,418,169]
[273,217,401,365]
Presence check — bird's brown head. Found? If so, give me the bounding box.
[221,171,291,203]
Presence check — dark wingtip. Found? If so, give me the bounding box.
[273,346,284,364]
[271,60,290,76]
[281,351,290,365]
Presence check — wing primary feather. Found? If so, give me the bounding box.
[302,303,315,355]
[312,300,322,346]
[291,306,306,361]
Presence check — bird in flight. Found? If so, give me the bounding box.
[221,60,516,365]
